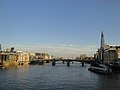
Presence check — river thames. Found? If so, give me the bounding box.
[0,62,120,90]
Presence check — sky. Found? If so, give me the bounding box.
[0,0,120,58]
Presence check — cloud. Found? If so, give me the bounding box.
[2,44,98,58]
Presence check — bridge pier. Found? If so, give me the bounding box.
[62,61,65,64]
[67,60,70,66]
[46,60,49,63]
[81,61,84,67]
[52,60,56,66]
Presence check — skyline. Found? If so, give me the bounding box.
[0,0,120,58]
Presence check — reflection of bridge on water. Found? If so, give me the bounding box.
[29,59,94,66]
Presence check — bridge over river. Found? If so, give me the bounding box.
[29,59,95,66]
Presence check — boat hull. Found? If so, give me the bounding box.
[88,63,112,75]
[88,67,112,75]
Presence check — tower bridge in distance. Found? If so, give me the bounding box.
[29,59,95,67]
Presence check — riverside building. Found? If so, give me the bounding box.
[0,47,29,66]
[94,32,120,64]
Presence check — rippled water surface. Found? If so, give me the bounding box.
[0,63,120,90]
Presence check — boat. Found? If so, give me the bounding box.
[88,63,112,75]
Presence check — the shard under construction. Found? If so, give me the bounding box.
[95,32,120,64]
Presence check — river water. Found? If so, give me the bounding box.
[0,62,120,90]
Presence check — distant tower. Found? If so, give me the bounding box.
[100,32,105,49]
[11,47,14,52]
[0,44,2,51]
[100,32,105,63]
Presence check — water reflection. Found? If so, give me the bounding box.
[0,64,120,90]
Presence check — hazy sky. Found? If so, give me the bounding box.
[0,0,120,58]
